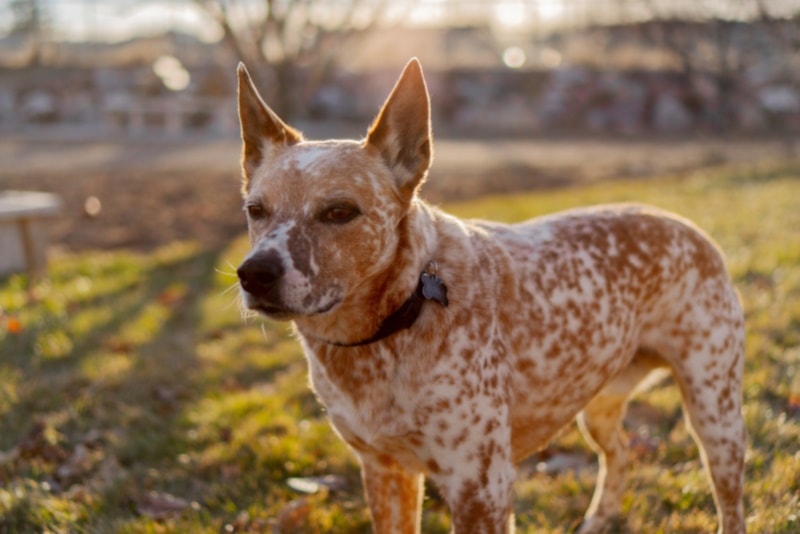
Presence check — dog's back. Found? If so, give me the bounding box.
[466,204,744,462]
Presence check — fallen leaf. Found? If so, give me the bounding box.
[231,510,250,531]
[17,421,68,463]
[6,316,22,335]
[64,484,94,505]
[136,491,189,520]
[535,451,593,475]
[287,477,321,494]
[157,287,187,307]
[0,447,19,467]
[80,429,106,447]
[56,444,91,480]
[219,463,241,481]
[287,475,349,494]
[56,443,105,483]
[95,455,128,487]
[274,498,311,533]
[219,426,233,443]
[789,394,800,414]
[104,337,133,354]
[629,433,660,459]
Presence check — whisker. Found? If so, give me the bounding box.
[219,281,241,297]
[239,299,257,323]
[215,259,241,277]
[215,267,238,277]
[223,289,242,312]
[260,322,269,340]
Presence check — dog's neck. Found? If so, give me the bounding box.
[293,200,440,347]
[311,259,448,347]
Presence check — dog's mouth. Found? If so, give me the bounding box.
[250,303,294,320]
[247,297,341,320]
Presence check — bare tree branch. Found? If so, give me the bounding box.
[196,0,409,118]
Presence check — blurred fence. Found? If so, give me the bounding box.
[0,0,798,137]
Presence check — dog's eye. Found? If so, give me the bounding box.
[245,203,269,220]
[320,204,361,224]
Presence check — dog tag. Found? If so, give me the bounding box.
[421,272,449,306]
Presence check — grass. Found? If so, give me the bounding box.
[1,162,800,532]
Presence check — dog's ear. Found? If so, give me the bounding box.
[237,62,302,192]
[365,58,432,202]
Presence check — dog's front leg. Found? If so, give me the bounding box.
[360,452,424,534]
[426,413,516,534]
[437,461,516,534]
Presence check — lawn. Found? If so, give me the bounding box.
[1,162,799,533]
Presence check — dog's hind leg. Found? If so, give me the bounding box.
[669,336,746,533]
[650,282,746,534]
[575,349,669,534]
[360,452,424,534]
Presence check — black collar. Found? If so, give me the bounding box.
[326,261,448,348]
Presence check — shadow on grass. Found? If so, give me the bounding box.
[1,236,369,532]
[3,161,800,532]
[0,243,288,525]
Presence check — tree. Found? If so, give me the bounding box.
[9,0,47,65]
[10,0,41,35]
[638,0,800,130]
[194,0,409,119]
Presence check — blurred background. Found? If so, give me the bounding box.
[1,0,799,253]
[3,4,800,532]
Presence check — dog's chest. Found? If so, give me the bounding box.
[303,327,509,471]
[303,343,424,458]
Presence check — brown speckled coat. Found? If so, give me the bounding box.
[235,59,746,534]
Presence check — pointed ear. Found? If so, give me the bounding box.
[237,62,302,192]
[365,58,432,202]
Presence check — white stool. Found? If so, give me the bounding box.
[0,191,62,280]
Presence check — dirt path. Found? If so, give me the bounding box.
[0,132,795,251]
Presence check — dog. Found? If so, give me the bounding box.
[235,58,746,533]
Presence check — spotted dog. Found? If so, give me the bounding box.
[235,59,746,533]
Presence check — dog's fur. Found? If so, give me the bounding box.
[235,59,746,533]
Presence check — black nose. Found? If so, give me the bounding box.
[237,250,285,298]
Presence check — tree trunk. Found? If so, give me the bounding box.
[273,59,295,121]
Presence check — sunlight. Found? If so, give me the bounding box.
[153,55,191,92]
[502,46,526,69]
[40,0,572,41]
[537,0,566,21]
[493,1,527,28]
[493,0,566,29]
[49,1,222,43]
[492,0,564,28]
[407,0,447,27]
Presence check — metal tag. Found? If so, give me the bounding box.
[421,272,449,306]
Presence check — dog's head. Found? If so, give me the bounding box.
[236,59,433,320]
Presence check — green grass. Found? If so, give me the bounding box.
[2,162,800,532]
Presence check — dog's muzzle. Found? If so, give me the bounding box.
[237,249,287,315]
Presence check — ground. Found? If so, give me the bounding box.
[1,132,799,532]
[0,131,794,251]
